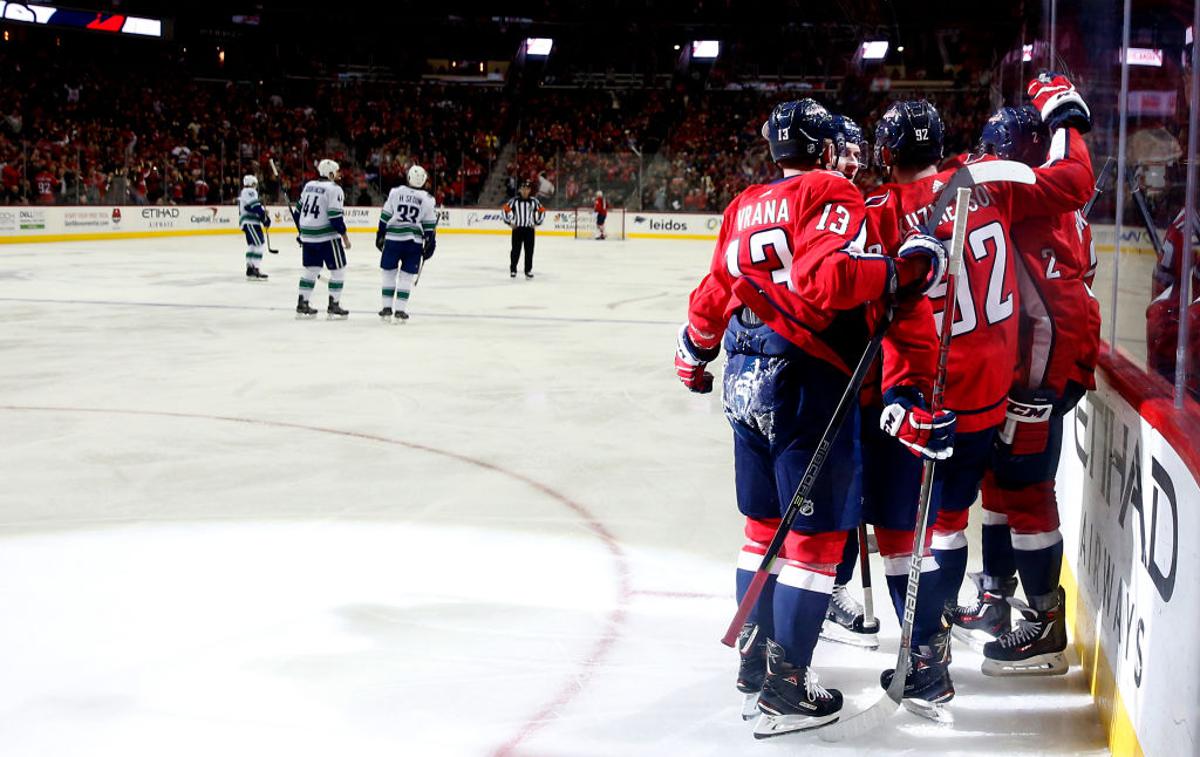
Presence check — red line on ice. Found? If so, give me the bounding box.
[0,405,633,756]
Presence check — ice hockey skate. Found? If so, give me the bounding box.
[982,587,1069,677]
[752,639,842,738]
[326,296,349,320]
[734,623,766,721]
[819,584,880,650]
[393,310,410,323]
[378,307,393,321]
[879,644,955,724]
[246,266,268,281]
[295,295,317,319]
[950,572,1016,651]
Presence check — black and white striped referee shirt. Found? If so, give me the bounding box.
[503,196,545,228]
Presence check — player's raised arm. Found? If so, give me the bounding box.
[1008,73,1096,220]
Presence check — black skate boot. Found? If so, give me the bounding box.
[735,623,767,721]
[820,584,880,650]
[296,295,317,319]
[378,307,393,320]
[880,644,955,723]
[393,309,410,323]
[246,266,268,281]
[950,573,1016,650]
[982,587,1069,677]
[525,271,534,279]
[327,296,349,320]
[753,639,842,738]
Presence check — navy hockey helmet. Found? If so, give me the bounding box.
[979,106,1049,167]
[761,99,835,164]
[874,100,944,170]
[831,114,868,169]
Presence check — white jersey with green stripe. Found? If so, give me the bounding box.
[237,187,264,228]
[296,180,346,243]
[380,186,437,243]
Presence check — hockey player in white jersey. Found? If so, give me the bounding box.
[375,165,438,322]
[238,175,270,280]
[292,159,351,318]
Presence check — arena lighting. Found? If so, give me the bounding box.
[0,2,163,37]
[1122,47,1164,67]
[691,40,720,59]
[525,37,553,57]
[861,40,889,60]
[1023,44,1034,62]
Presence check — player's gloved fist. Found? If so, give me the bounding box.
[263,215,272,228]
[880,386,956,460]
[675,323,720,394]
[1027,72,1092,133]
[374,233,385,252]
[342,234,353,250]
[891,232,947,300]
[422,235,436,260]
[999,391,1055,456]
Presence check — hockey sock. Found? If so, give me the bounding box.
[877,528,943,646]
[981,508,1016,581]
[299,265,320,301]
[931,508,970,611]
[381,268,397,310]
[329,268,346,302]
[772,563,835,668]
[395,271,417,312]
[833,527,858,587]
[772,530,846,666]
[737,518,780,638]
[1012,530,1063,599]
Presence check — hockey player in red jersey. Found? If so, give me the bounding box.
[947,105,1101,677]
[593,191,609,240]
[1146,209,1200,398]
[860,74,1095,711]
[675,99,952,738]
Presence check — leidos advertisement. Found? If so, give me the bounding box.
[1058,379,1199,757]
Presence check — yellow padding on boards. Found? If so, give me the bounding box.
[1061,561,1144,757]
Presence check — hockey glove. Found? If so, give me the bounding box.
[375,232,385,252]
[262,214,272,229]
[880,386,956,460]
[998,391,1055,456]
[422,233,436,260]
[675,323,720,394]
[1027,73,1092,134]
[890,231,947,301]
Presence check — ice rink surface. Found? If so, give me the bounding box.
[0,232,1113,756]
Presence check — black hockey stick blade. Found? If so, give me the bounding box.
[1082,157,1114,220]
[922,160,1035,235]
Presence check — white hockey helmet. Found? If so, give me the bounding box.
[407,165,428,189]
[595,190,603,197]
[317,159,340,180]
[243,174,258,187]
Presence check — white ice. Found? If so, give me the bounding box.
[0,232,1109,756]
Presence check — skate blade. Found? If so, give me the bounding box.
[981,652,1068,677]
[741,692,761,721]
[326,314,349,321]
[295,313,317,320]
[752,711,839,739]
[901,699,953,724]
[950,624,998,653]
[819,620,880,650]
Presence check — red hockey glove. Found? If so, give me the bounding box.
[880,387,957,460]
[1027,72,1092,133]
[675,323,720,394]
[999,393,1055,456]
[890,232,947,301]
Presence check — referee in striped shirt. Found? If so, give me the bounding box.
[503,180,544,279]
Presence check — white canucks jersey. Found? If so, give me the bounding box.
[238,187,265,228]
[380,185,437,243]
[296,180,345,243]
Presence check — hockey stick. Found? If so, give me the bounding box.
[414,255,427,288]
[1082,157,1114,220]
[263,225,280,255]
[720,307,895,648]
[1128,170,1166,259]
[858,523,875,629]
[818,187,974,743]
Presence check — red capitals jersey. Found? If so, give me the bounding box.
[594,196,608,214]
[686,170,937,395]
[1146,294,1200,398]
[1154,209,1199,298]
[35,171,55,203]
[863,129,1094,431]
[1010,209,1102,395]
